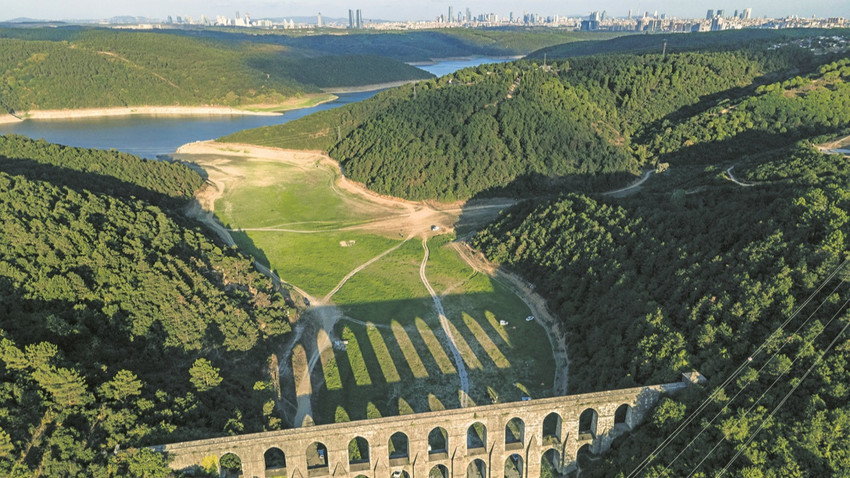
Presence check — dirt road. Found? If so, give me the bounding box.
[419,236,471,407]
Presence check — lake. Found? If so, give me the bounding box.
[0,57,510,158]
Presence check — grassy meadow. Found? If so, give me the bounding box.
[191,148,556,424]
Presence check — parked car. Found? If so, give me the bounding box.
[525,315,534,322]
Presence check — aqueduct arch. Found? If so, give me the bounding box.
[154,380,694,477]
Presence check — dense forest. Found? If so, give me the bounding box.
[467,50,850,474]
[226,37,828,201]
[0,28,432,113]
[474,140,850,475]
[0,135,294,476]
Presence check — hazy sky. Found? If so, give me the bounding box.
[4,0,849,22]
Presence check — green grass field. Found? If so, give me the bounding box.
[213,158,385,229]
[233,230,401,297]
[191,147,556,425]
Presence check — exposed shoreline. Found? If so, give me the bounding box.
[2,106,283,123]
[321,79,419,94]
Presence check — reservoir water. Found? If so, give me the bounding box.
[0,57,510,158]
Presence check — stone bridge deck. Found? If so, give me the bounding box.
[154,380,692,477]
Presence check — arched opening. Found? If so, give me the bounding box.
[391,471,410,478]
[349,436,370,470]
[615,404,631,428]
[542,449,563,478]
[467,458,486,478]
[264,447,286,475]
[306,442,329,471]
[576,444,596,469]
[505,417,524,449]
[219,452,242,478]
[389,431,410,464]
[429,464,449,478]
[578,408,598,439]
[354,476,369,478]
[504,453,523,478]
[542,412,562,445]
[467,422,487,452]
[428,427,448,457]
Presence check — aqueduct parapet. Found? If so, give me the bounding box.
[154,379,692,477]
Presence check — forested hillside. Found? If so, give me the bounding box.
[0,28,431,113]
[226,44,816,201]
[0,136,294,476]
[470,52,850,474]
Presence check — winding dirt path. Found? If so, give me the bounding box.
[603,170,654,197]
[419,236,470,406]
[725,166,755,187]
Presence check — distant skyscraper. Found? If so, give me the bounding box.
[356,9,362,28]
[448,6,454,23]
[317,12,322,27]
[348,9,354,28]
[706,9,714,20]
[467,8,472,22]
[628,9,632,19]
[717,9,724,17]
[743,8,752,19]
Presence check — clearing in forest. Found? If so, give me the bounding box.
[175,141,560,426]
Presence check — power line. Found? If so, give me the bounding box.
[627,257,850,477]
[684,294,850,477]
[659,279,848,474]
[717,298,850,476]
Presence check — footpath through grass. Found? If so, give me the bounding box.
[314,235,555,423]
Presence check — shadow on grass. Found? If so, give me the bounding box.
[299,290,556,426]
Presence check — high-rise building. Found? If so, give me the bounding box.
[743,8,752,19]
[448,6,454,23]
[356,9,362,28]
[348,9,354,28]
[706,9,714,20]
[717,9,724,17]
[317,12,322,27]
[467,8,472,22]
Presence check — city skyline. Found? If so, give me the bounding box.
[3,0,848,23]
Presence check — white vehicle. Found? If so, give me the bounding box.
[499,319,509,326]
[525,315,534,322]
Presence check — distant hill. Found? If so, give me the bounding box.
[172,28,630,62]
[0,28,432,113]
[526,27,850,59]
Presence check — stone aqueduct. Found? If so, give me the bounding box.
[156,379,695,477]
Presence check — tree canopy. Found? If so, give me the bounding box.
[0,135,294,476]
